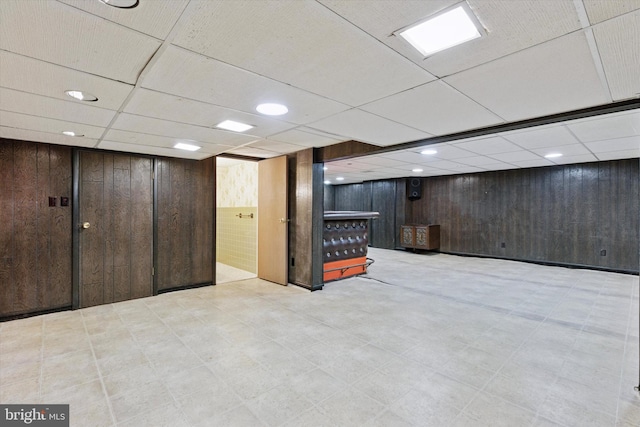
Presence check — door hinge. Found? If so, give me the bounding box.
[152,268,155,276]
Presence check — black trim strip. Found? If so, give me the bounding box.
[401,248,640,276]
[335,99,640,161]
[157,281,214,294]
[71,149,80,309]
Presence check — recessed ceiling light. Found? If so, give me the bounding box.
[336,177,345,181]
[398,4,482,57]
[324,180,331,185]
[545,153,563,159]
[323,166,328,171]
[98,0,139,8]
[174,142,201,151]
[216,120,254,132]
[256,103,288,116]
[65,90,98,102]
[421,149,438,155]
[412,168,424,173]
[62,131,84,137]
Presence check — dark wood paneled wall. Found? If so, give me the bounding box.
[408,159,639,272]
[330,180,400,249]
[288,149,324,290]
[329,160,639,272]
[78,151,153,307]
[156,157,215,291]
[316,140,381,162]
[0,140,72,317]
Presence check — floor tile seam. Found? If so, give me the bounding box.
[79,308,117,427]
[458,387,540,424]
[527,295,622,425]
[361,275,576,341]
[123,304,242,427]
[614,283,639,424]
[454,300,565,426]
[306,385,389,426]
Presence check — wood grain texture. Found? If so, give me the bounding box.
[287,149,323,289]
[79,151,153,308]
[332,159,638,272]
[316,140,381,163]
[0,140,72,318]
[258,156,288,285]
[156,157,214,290]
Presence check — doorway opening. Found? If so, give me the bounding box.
[216,157,258,284]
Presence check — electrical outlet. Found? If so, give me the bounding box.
[600,249,606,256]
[500,242,505,248]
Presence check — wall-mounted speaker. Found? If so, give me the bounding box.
[407,178,422,201]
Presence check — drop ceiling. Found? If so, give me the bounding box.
[0,0,638,177]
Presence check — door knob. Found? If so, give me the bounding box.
[280,218,290,223]
[82,222,90,229]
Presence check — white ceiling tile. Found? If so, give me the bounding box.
[530,144,591,157]
[427,144,478,160]
[509,159,555,168]
[375,151,423,163]
[123,89,295,137]
[360,81,504,135]
[444,32,611,121]
[0,126,97,148]
[325,159,377,171]
[421,160,468,170]
[592,11,640,101]
[583,0,640,24]
[320,0,581,78]
[140,46,349,125]
[308,109,430,146]
[428,0,582,76]
[489,151,541,162]
[0,0,160,84]
[111,113,260,147]
[453,136,522,154]
[584,135,640,153]
[504,125,580,149]
[246,139,305,154]
[546,153,598,165]
[171,0,433,106]
[98,141,211,160]
[57,0,189,39]
[595,149,640,161]
[0,111,105,139]
[355,156,412,168]
[0,51,133,110]
[0,88,116,127]
[478,163,520,171]
[454,156,508,166]
[567,111,640,142]
[102,129,236,155]
[268,128,344,147]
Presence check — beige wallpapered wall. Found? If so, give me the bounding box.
[217,161,258,207]
[216,160,258,273]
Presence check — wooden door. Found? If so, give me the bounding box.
[258,156,288,285]
[78,151,153,307]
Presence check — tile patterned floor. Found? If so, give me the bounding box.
[216,262,257,285]
[1,248,638,426]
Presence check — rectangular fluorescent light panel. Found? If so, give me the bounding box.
[399,4,482,56]
[174,142,201,151]
[216,120,253,132]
